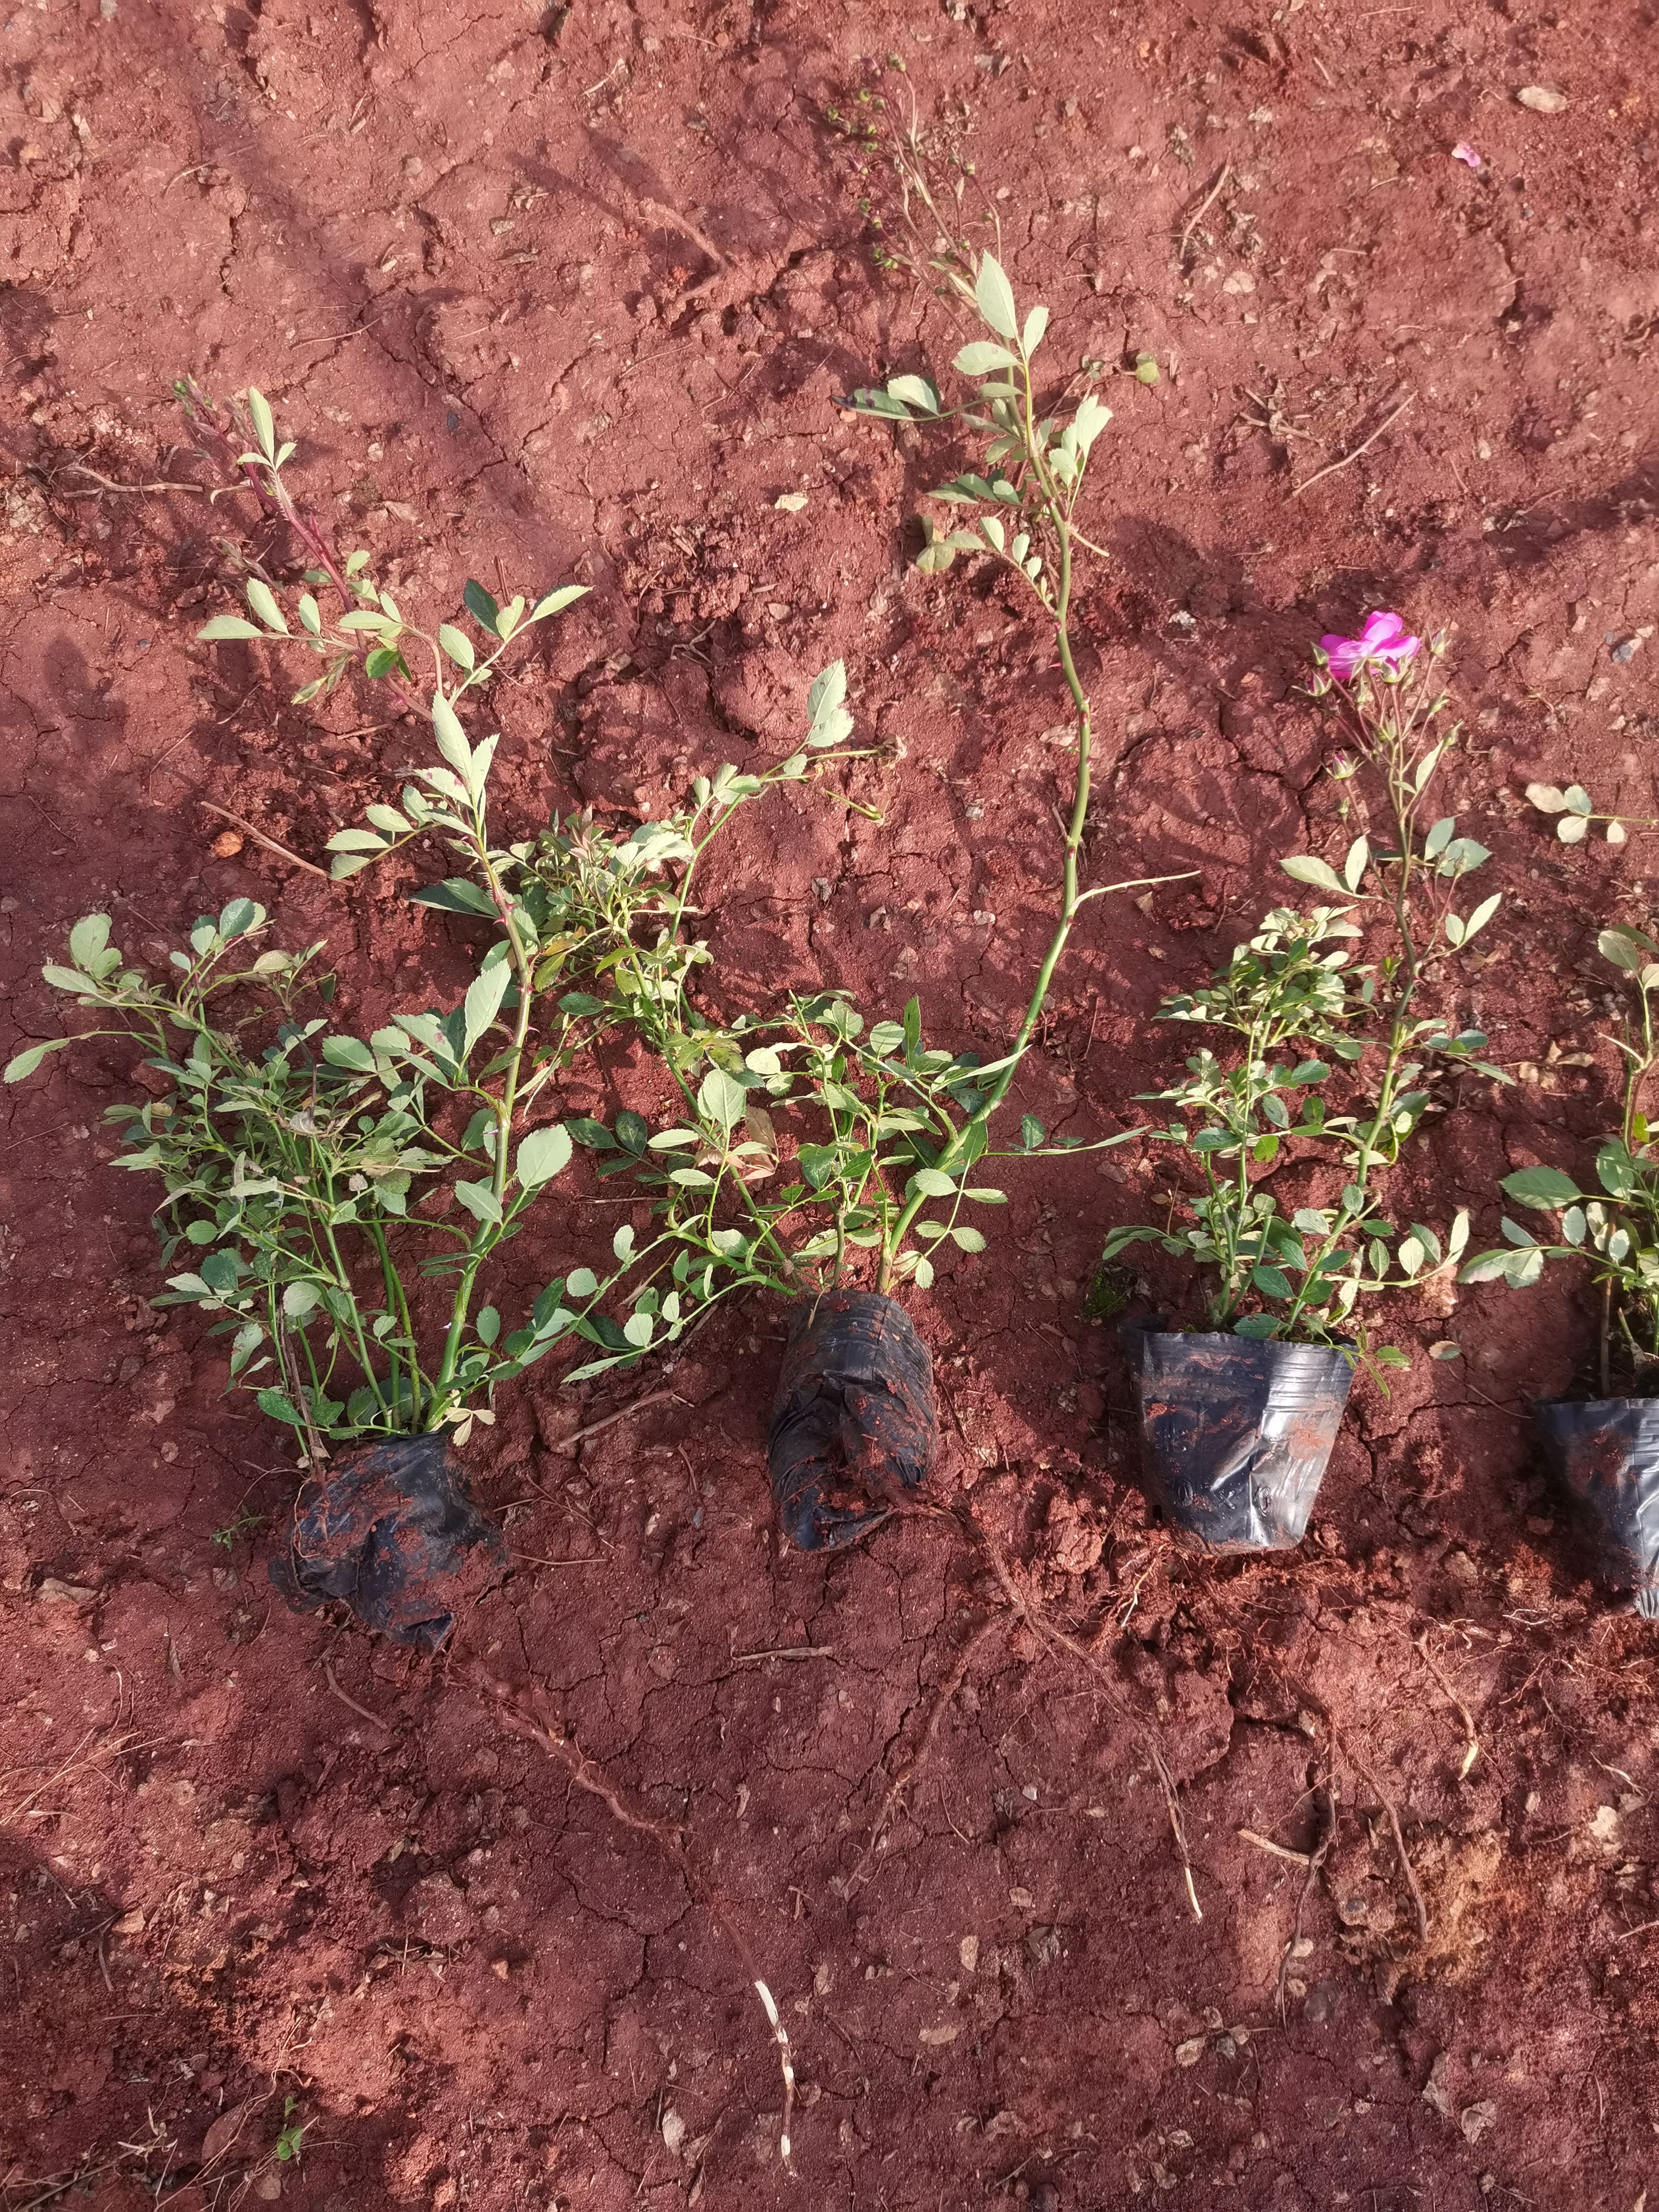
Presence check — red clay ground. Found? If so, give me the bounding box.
[4,0,1659,2205]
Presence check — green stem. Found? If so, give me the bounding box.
[882,457,1092,1286]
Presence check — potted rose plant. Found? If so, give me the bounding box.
[1460,924,1659,1611]
[1096,616,1503,1550]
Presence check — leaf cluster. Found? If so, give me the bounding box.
[1461,925,1659,1377]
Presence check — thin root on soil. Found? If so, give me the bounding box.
[467,1666,798,2168]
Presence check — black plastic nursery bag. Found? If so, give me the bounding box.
[269,1431,506,1652]
[1533,1397,1659,1617]
[767,1290,938,1551]
[1124,1322,1352,1552]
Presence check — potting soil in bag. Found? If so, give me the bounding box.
[767,1290,938,1550]
[269,1431,505,1651]
[1533,1397,1659,1616]
[1124,1322,1351,1552]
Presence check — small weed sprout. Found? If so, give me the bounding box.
[1099,619,1506,1372]
[274,2097,307,2163]
[1525,779,1656,847]
[1462,925,1659,1394]
[211,1504,265,1550]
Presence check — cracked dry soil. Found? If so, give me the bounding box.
[5,0,1659,2205]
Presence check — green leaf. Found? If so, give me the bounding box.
[453,1178,503,1224]
[1020,302,1049,356]
[365,646,405,681]
[516,1123,572,1189]
[198,615,265,641]
[566,1267,599,1299]
[68,914,112,971]
[1251,1265,1293,1300]
[886,374,940,414]
[797,1142,837,1191]
[464,579,500,631]
[908,1168,956,1199]
[1343,835,1370,891]
[1499,1165,1583,1210]
[3,1038,70,1082]
[320,1036,377,1071]
[1279,854,1348,897]
[1020,1115,1046,1152]
[431,690,473,783]
[463,960,511,1057]
[325,827,389,854]
[913,1254,936,1290]
[805,660,854,749]
[477,1305,501,1347]
[950,1224,987,1253]
[974,252,1019,342]
[697,1066,747,1130]
[953,338,1018,377]
[438,623,476,671]
[1600,925,1659,974]
[531,584,589,619]
[245,577,289,635]
[247,386,276,459]
[409,879,497,917]
[1455,891,1501,947]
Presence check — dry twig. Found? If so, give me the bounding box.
[1277,1771,1337,2020]
[1238,1827,1313,1867]
[1412,1631,1480,1779]
[1292,390,1416,497]
[197,800,330,880]
[323,1660,392,1736]
[728,1646,834,1666]
[545,1388,682,1455]
[1342,1738,1430,1942]
[58,462,205,497]
[1177,162,1233,266]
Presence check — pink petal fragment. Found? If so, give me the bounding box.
[1316,610,1422,681]
[1451,141,1482,170]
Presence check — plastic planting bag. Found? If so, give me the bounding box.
[270,1431,505,1651]
[1124,1321,1352,1552]
[1533,1398,1659,1616]
[767,1291,938,1550]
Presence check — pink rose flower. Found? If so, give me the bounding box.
[1318,611,1422,681]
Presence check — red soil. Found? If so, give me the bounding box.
[4,0,1659,2206]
